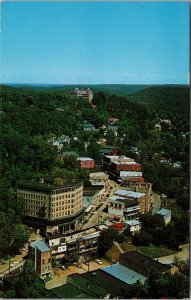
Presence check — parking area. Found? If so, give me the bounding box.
[53,258,111,278]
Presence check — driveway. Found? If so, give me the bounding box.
[54,258,110,277]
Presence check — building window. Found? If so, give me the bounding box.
[42,259,45,264]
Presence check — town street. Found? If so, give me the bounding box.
[82,179,118,229]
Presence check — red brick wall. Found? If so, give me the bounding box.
[116,163,141,172]
[80,160,95,169]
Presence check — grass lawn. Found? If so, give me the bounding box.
[119,242,176,259]
[138,244,176,258]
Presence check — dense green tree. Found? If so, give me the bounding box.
[98,228,118,256]
[13,260,45,298]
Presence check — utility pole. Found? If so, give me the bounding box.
[35,247,37,273]
[8,258,11,274]
[97,210,100,226]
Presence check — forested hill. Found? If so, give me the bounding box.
[128,85,189,117]
[7,84,148,95]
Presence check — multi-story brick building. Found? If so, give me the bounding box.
[17,178,84,236]
[29,240,53,279]
[102,155,143,182]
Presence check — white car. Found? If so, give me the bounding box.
[22,247,28,251]
[95,259,102,265]
[61,265,67,270]
[10,263,15,267]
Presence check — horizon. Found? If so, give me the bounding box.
[1,1,189,85]
[1,83,189,86]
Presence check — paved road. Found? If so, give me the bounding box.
[0,253,26,279]
[113,241,124,254]
[82,201,108,229]
[155,249,189,265]
[82,179,119,229]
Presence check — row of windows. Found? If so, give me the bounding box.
[18,189,82,200]
[18,192,47,200]
[51,205,74,212]
[25,200,46,205]
[25,205,42,209]
[110,203,123,209]
[51,199,82,206]
[42,266,51,271]
[51,199,74,206]
[51,186,82,195]
[51,211,73,218]
[51,193,82,201]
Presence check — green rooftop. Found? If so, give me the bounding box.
[50,283,94,299]
[68,274,109,298]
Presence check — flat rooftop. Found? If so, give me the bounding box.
[102,263,147,285]
[50,283,94,299]
[119,251,171,274]
[109,196,138,207]
[77,157,94,161]
[17,179,82,191]
[68,274,108,298]
[157,208,171,216]
[31,240,51,252]
[124,220,142,226]
[115,189,145,198]
[82,269,131,298]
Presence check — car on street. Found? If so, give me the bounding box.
[95,259,102,265]
[83,261,90,266]
[74,262,82,268]
[61,265,67,270]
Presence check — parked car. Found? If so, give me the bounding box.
[10,263,15,267]
[74,262,82,268]
[95,259,102,265]
[22,247,28,251]
[61,265,67,270]
[83,261,90,266]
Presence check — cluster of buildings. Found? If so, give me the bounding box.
[22,245,170,298]
[13,144,173,294]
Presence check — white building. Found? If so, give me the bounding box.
[157,208,171,225]
[124,220,142,235]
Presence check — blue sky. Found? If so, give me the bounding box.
[1,1,189,84]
